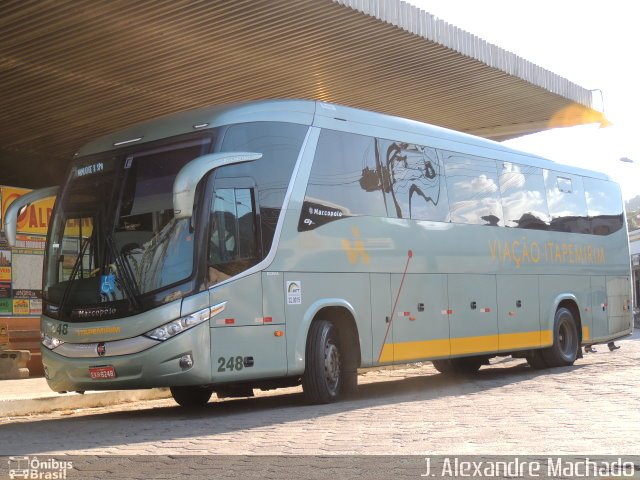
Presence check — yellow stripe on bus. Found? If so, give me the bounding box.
[391,339,450,362]
[378,330,554,363]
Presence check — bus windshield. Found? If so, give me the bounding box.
[43,121,309,320]
[43,137,212,316]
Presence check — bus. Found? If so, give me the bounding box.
[5,100,633,407]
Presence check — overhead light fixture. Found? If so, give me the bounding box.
[113,137,143,146]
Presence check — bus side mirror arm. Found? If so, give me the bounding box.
[4,186,59,247]
[173,152,262,220]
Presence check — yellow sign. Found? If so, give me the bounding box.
[489,239,606,268]
[12,298,30,315]
[0,266,10,282]
[1,186,56,235]
[76,326,122,336]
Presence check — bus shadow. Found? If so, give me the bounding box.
[0,361,587,455]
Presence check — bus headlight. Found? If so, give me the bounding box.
[41,333,65,350]
[144,302,226,341]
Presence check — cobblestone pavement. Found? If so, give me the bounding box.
[1,332,638,456]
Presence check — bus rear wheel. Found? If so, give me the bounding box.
[170,386,213,407]
[542,307,579,367]
[432,357,484,376]
[302,320,343,404]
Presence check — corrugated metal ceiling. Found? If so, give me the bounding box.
[0,0,604,187]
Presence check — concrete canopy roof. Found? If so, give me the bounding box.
[0,0,605,188]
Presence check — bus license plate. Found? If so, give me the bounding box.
[89,366,117,379]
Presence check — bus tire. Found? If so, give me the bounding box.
[341,368,358,396]
[170,386,213,407]
[525,349,548,369]
[433,357,483,376]
[542,307,579,367]
[302,320,342,404]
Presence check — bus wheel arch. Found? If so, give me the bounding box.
[301,304,361,403]
[527,297,582,369]
[543,302,581,367]
[556,299,583,347]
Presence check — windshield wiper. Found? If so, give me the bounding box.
[105,234,141,310]
[59,236,92,314]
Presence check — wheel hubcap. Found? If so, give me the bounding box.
[324,340,340,392]
[558,320,575,359]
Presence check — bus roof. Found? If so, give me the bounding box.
[76,99,611,182]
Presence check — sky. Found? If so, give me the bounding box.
[407,0,639,201]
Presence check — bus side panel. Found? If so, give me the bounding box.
[388,274,450,363]
[209,272,287,382]
[370,273,392,366]
[448,274,498,357]
[590,276,608,341]
[210,325,288,382]
[285,272,372,376]
[496,275,541,352]
[538,275,591,346]
[606,276,633,336]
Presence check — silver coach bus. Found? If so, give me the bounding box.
[6,100,633,406]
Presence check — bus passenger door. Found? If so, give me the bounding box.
[388,274,450,363]
[209,273,286,381]
[448,274,498,356]
[207,180,287,381]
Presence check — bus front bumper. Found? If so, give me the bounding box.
[42,322,212,392]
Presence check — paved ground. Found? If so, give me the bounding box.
[1,332,639,457]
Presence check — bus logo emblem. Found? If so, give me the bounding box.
[286,281,302,305]
[96,343,106,357]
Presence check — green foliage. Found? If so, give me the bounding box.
[626,195,640,231]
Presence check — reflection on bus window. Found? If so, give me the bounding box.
[381,141,450,222]
[218,122,307,252]
[208,187,259,283]
[303,129,387,227]
[544,170,589,233]
[498,162,550,230]
[61,217,94,281]
[442,151,503,226]
[584,177,624,235]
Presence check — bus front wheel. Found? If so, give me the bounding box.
[170,386,213,407]
[542,307,579,367]
[302,319,342,404]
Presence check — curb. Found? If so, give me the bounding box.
[0,388,172,417]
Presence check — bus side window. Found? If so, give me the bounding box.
[544,170,590,234]
[498,162,550,230]
[218,121,307,252]
[583,177,624,235]
[441,150,504,226]
[300,129,388,230]
[208,187,259,282]
[378,140,450,222]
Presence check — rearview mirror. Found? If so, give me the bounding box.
[4,186,59,247]
[173,152,261,220]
